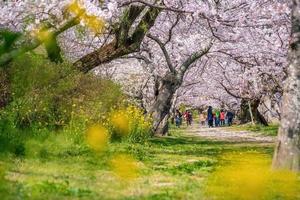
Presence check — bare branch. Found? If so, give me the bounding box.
[147,33,175,73]
[120,0,193,14]
[178,41,213,76]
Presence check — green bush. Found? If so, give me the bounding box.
[108,105,152,143]
[0,53,125,155]
[0,52,153,160]
[4,54,123,129]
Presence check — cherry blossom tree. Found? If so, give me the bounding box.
[0,0,291,135]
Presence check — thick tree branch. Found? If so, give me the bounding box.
[120,0,192,14]
[147,34,175,73]
[219,81,243,99]
[178,42,213,78]
[74,6,162,73]
[165,14,180,45]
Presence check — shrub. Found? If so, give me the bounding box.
[0,53,125,155]
[4,53,123,130]
[108,105,152,143]
[0,53,152,159]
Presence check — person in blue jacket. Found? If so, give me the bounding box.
[207,106,214,128]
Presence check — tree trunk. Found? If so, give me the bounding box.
[239,99,268,126]
[149,73,180,135]
[272,0,300,171]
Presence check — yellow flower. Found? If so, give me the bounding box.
[110,154,139,180]
[32,27,52,42]
[204,152,300,200]
[111,111,130,136]
[86,124,109,152]
[67,0,105,34]
[83,15,105,34]
[67,0,85,16]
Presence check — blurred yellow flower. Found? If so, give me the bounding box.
[110,154,139,180]
[111,111,130,136]
[67,0,85,16]
[86,124,109,152]
[204,152,300,200]
[67,0,105,34]
[83,15,105,34]
[32,27,52,42]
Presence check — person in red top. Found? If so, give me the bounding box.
[220,109,225,126]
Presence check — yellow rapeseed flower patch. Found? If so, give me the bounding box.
[110,154,139,180]
[204,152,300,200]
[86,124,109,152]
[111,110,130,136]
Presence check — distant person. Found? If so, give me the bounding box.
[220,110,225,126]
[175,110,182,128]
[226,111,234,126]
[199,112,206,126]
[189,111,193,124]
[183,110,188,125]
[185,110,192,126]
[215,110,220,127]
[207,106,214,128]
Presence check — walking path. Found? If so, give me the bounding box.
[185,124,276,143]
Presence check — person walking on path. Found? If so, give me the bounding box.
[185,110,192,126]
[199,112,206,126]
[215,110,220,127]
[220,110,225,126]
[226,111,234,126]
[175,110,182,128]
[207,106,214,128]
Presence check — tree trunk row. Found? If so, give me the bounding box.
[239,99,268,126]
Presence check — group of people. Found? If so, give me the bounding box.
[201,106,235,128]
[173,106,235,128]
[174,110,193,127]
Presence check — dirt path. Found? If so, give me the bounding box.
[185,124,276,143]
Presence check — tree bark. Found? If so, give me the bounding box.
[149,73,180,135]
[239,98,268,126]
[74,6,161,73]
[272,0,300,171]
[147,43,211,135]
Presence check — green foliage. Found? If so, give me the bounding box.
[0,29,21,56]
[6,54,123,129]
[0,53,126,156]
[0,53,153,171]
[30,181,92,198]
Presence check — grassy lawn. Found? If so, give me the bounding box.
[0,126,281,200]
[225,124,279,136]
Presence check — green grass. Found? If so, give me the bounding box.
[0,126,288,200]
[226,124,279,136]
